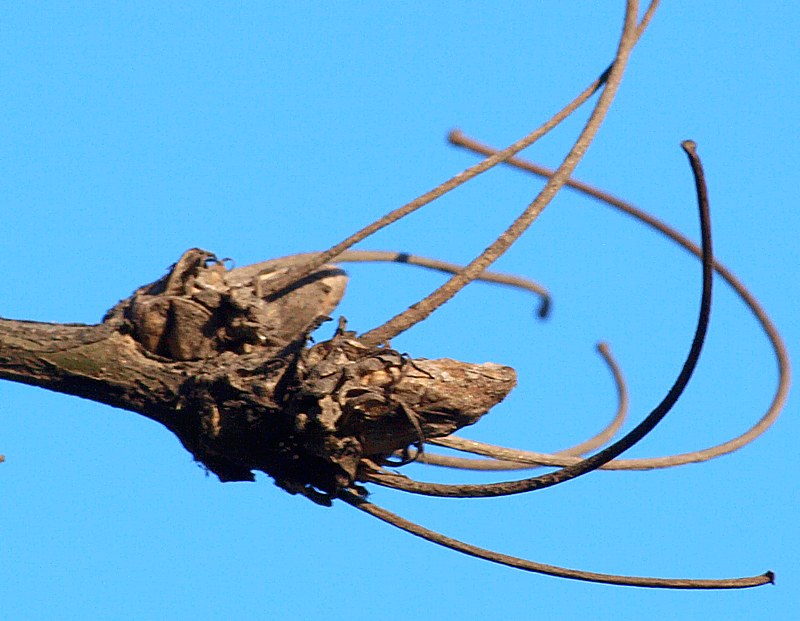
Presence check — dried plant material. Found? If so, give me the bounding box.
[0,0,787,590]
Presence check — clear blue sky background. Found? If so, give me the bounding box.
[2,3,797,619]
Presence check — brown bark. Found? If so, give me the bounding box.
[0,248,515,502]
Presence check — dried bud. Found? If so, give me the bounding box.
[281,326,516,496]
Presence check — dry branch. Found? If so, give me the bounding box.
[0,249,515,497]
[1,0,786,590]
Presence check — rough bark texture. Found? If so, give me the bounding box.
[0,249,516,503]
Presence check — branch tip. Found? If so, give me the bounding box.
[447,128,463,144]
[537,296,552,319]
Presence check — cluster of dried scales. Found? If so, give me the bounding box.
[0,0,789,589]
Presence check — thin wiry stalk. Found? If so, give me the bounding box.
[438,130,789,470]
[255,1,660,303]
[334,250,551,318]
[339,489,774,589]
[362,139,713,498]
[359,0,643,346]
[419,342,628,471]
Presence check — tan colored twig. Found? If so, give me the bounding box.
[334,250,551,318]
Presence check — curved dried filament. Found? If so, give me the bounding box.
[358,2,643,346]
[445,130,790,469]
[335,250,551,318]
[420,341,628,471]
[362,140,713,498]
[339,489,773,589]
[255,1,660,304]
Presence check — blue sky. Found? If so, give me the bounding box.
[2,3,797,619]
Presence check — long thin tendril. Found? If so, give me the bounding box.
[334,250,551,318]
[339,489,773,589]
